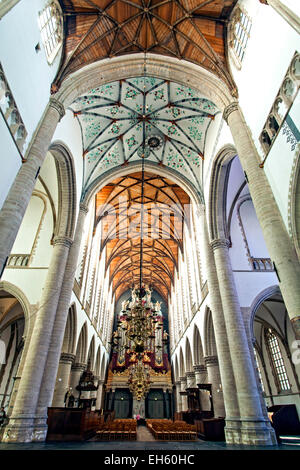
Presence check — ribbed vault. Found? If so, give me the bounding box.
[95,171,190,301]
[54,0,238,94]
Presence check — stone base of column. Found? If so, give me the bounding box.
[225,418,277,446]
[224,418,243,445]
[240,420,277,446]
[2,416,36,443]
[32,416,49,442]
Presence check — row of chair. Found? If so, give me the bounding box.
[95,419,137,440]
[147,419,197,440]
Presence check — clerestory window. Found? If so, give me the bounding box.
[38,1,62,64]
[229,7,252,69]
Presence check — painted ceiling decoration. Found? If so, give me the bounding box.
[95,171,190,301]
[54,0,238,94]
[69,76,220,197]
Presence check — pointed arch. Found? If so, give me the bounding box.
[62,303,77,354]
[185,337,193,372]
[203,307,217,357]
[87,335,95,371]
[193,323,204,366]
[94,346,101,377]
[179,347,185,377]
[75,322,88,364]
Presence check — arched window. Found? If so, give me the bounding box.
[229,7,252,68]
[265,328,291,392]
[38,1,63,64]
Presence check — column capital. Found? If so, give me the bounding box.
[193,364,207,373]
[186,371,195,379]
[52,236,73,248]
[204,355,219,367]
[79,202,89,214]
[71,362,86,372]
[60,352,75,364]
[49,97,65,121]
[223,101,239,124]
[210,238,230,252]
[175,380,181,387]
[179,376,187,383]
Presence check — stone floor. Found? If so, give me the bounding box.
[0,424,299,451]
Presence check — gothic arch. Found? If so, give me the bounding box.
[179,347,185,377]
[208,144,237,241]
[94,346,101,377]
[203,307,217,357]
[288,148,300,260]
[192,323,204,366]
[173,355,179,383]
[249,285,284,342]
[185,337,193,372]
[87,336,95,371]
[56,54,233,112]
[75,322,88,364]
[0,281,31,339]
[61,303,77,355]
[48,141,77,240]
[83,160,204,209]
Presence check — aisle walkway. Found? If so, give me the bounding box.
[137,425,156,442]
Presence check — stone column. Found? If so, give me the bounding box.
[2,235,72,442]
[204,356,225,418]
[186,371,196,389]
[0,98,65,278]
[224,102,300,339]
[259,0,300,34]
[33,204,89,439]
[179,376,188,411]
[198,206,241,442]
[211,237,277,445]
[175,381,182,413]
[193,364,211,411]
[69,363,86,400]
[95,379,105,410]
[51,353,75,407]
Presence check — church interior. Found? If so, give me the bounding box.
[0,0,300,450]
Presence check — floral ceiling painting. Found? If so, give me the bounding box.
[70,77,220,196]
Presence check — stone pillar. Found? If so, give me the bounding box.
[186,371,196,389]
[224,102,300,339]
[33,204,89,439]
[175,381,182,412]
[204,356,225,418]
[259,0,300,34]
[69,363,86,400]
[95,379,105,410]
[179,376,188,411]
[193,364,211,411]
[211,237,277,445]
[0,98,65,278]
[198,206,241,442]
[2,235,72,443]
[52,353,75,407]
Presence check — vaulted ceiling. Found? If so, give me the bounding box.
[54,0,238,94]
[69,76,220,198]
[95,171,190,301]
